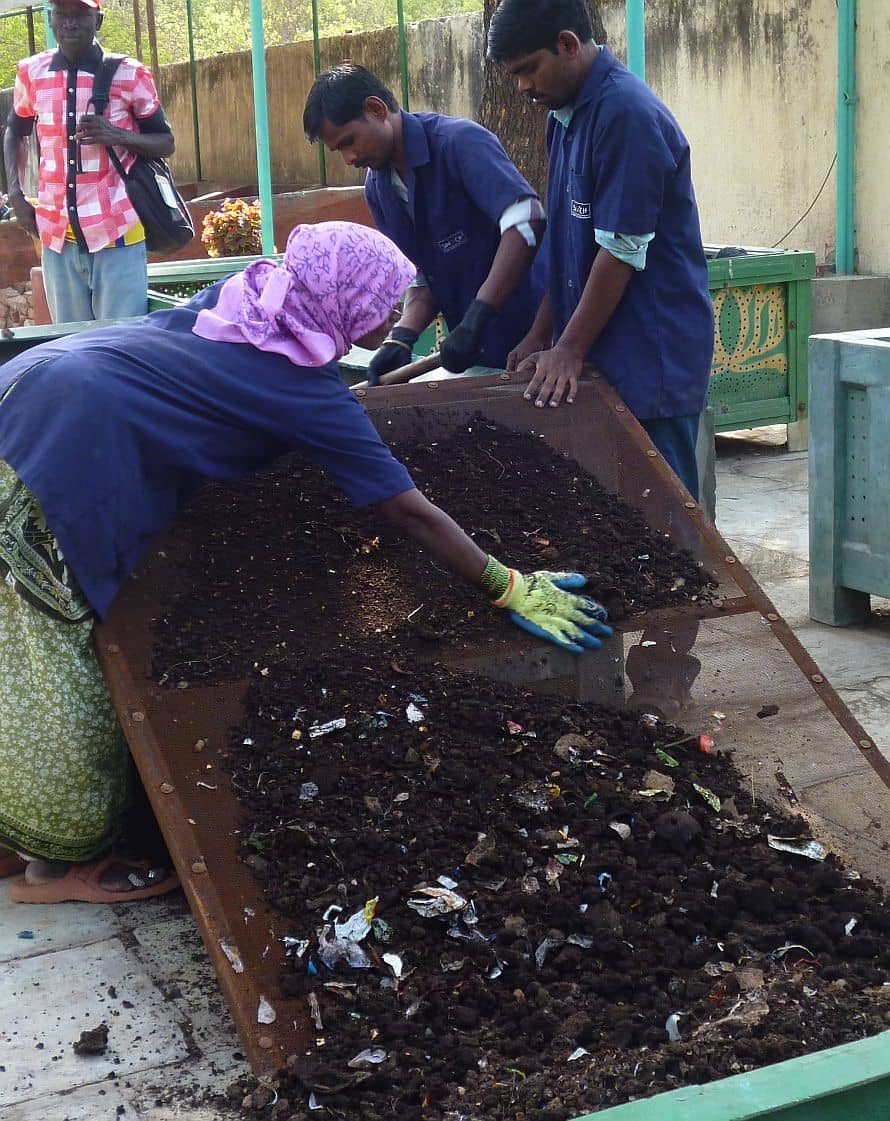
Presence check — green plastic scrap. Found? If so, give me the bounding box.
[694,782,722,813]
[655,749,680,768]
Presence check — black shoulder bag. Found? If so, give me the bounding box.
[89,55,195,254]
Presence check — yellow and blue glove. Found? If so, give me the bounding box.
[480,556,613,653]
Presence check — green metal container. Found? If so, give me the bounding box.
[809,326,890,625]
[705,246,815,435]
[570,1030,890,1120]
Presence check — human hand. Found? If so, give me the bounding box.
[506,329,551,372]
[75,113,122,147]
[8,191,37,237]
[366,326,418,386]
[495,569,613,654]
[519,343,584,408]
[439,298,495,373]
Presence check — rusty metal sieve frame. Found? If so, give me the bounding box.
[95,370,889,1076]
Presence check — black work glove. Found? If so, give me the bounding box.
[366,326,418,386]
[439,299,496,373]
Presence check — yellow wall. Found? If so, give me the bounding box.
[853,0,890,274]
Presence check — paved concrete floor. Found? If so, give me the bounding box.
[1,428,888,1119]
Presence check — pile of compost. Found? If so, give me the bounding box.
[147,423,887,1120]
[213,654,888,1121]
[151,420,716,687]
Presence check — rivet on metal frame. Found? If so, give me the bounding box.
[725,556,737,564]
[615,404,626,412]
[859,739,873,750]
[766,613,779,621]
[499,372,510,381]
[427,382,439,389]
[106,643,120,654]
[811,674,824,683]
[132,710,146,722]
[646,450,657,457]
[355,389,366,398]
[684,501,697,509]
[191,860,208,874]
[160,782,175,794]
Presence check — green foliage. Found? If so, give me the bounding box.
[0,0,481,88]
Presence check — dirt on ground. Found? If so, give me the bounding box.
[148,424,888,1121]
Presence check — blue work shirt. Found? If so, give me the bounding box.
[0,283,414,618]
[547,47,714,420]
[365,112,545,369]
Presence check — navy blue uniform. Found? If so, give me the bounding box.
[365,112,545,369]
[547,47,713,422]
[0,283,414,617]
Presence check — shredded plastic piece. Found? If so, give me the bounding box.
[257,995,276,1024]
[219,940,244,973]
[767,835,826,861]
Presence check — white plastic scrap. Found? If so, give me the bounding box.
[308,1092,322,1110]
[535,937,565,968]
[382,952,404,979]
[406,703,426,723]
[348,1048,388,1068]
[285,932,313,959]
[437,875,460,890]
[665,1013,683,1042]
[307,991,323,1030]
[219,940,244,974]
[407,886,468,917]
[299,782,320,802]
[767,835,826,861]
[609,822,631,841]
[309,717,347,739]
[845,917,858,936]
[317,923,372,970]
[257,995,277,1024]
[335,898,378,942]
[567,1047,590,1062]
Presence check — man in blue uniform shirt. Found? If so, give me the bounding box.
[487,0,714,500]
[303,64,546,383]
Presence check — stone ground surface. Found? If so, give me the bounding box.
[1,426,887,1120]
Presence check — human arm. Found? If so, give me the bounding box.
[520,248,633,407]
[365,283,437,385]
[3,121,37,236]
[75,109,175,159]
[373,488,612,652]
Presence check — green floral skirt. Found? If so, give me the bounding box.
[0,459,130,862]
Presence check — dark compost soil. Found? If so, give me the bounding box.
[151,420,715,687]
[147,424,888,1120]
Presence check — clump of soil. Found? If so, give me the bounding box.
[73,1022,109,1056]
[152,421,716,687]
[214,653,888,1120]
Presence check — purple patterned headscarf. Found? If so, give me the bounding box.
[192,221,416,367]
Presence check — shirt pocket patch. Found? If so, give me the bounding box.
[571,199,591,220]
[438,230,467,253]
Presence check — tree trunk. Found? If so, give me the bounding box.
[478,2,607,201]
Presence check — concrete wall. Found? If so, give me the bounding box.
[159,14,482,192]
[852,0,890,275]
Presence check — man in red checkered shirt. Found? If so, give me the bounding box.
[3,0,175,323]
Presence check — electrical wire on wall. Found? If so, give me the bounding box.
[772,153,838,248]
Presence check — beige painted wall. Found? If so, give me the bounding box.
[153,0,887,274]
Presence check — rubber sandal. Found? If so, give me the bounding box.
[0,851,27,879]
[9,856,180,904]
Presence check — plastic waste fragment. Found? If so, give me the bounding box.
[535,936,564,967]
[348,1048,387,1068]
[665,1013,683,1041]
[694,783,722,813]
[655,749,680,768]
[511,781,560,813]
[555,853,579,866]
[553,733,592,762]
[308,1093,322,1110]
[335,898,378,942]
[299,782,320,802]
[382,952,404,979]
[406,703,425,724]
[309,717,346,739]
[307,991,323,1030]
[609,822,631,840]
[772,943,815,960]
[465,833,496,866]
[844,917,858,936]
[372,918,395,943]
[598,872,613,893]
[767,835,825,861]
[17,930,35,940]
[642,770,675,794]
[437,874,460,890]
[407,886,467,917]
[544,857,564,885]
[281,937,309,959]
[520,873,540,894]
[219,940,245,973]
[257,995,276,1024]
[567,1047,589,1062]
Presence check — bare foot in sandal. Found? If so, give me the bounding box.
[11,856,179,904]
